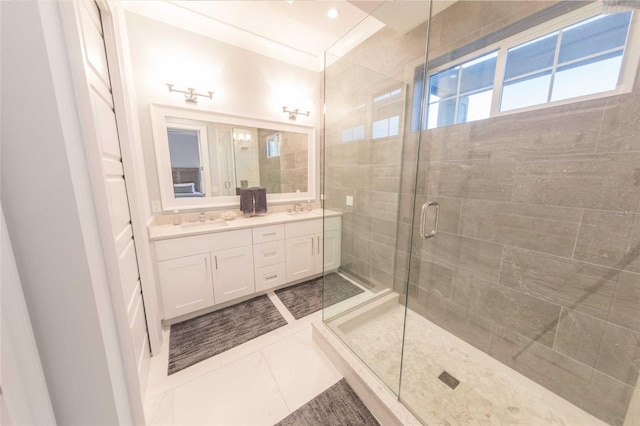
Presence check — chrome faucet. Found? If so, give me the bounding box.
[293,203,302,212]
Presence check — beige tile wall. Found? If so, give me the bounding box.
[325,1,640,425]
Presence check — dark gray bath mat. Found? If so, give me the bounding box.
[168,294,287,375]
[275,379,380,426]
[275,273,364,320]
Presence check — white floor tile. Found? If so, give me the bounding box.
[144,390,173,426]
[172,352,290,426]
[261,326,342,413]
[218,326,290,366]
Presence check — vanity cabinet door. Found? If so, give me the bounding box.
[323,230,342,272]
[285,235,316,282]
[157,254,214,319]
[211,246,255,304]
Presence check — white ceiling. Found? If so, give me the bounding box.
[121,1,456,72]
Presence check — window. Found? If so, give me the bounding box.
[420,5,636,130]
[371,87,403,139]
[266,133,280,158]
[427,51,497,129]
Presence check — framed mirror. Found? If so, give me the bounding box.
[150,104,317,211]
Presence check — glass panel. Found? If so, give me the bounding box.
[403,2,640,426]
[504,32,558,80]
[500,70,551,111]
[459,51,498,94]
[551,50,624,101]
[428,98,456,129]
[458,88,493,122]
[429,66,460,100]
[558,12,632,64]
[324,41,410,395]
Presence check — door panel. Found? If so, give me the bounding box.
[212,246,255,304]
[285,235,314,281]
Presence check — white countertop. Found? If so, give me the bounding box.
[148,209,342,241]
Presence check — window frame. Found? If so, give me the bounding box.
[424,2,640,127]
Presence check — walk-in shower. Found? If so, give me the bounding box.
[322,1,640,425]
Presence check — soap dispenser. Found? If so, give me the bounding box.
[306,200,312,211]
[172,210,181,226]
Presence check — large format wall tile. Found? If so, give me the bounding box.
[459,200,581,257]
[512,153,640,211]
[553,308,606,367]
[500,247,617,321]
[452,270,561,347]
[574,209,640,273]
[417,231,503,283]
[489,325,634,426]
[427,160,516,202]
[427,99,605,162]
[408,288,493,352]
[609,271,640,333]
[597,92,640,153]
[594,322,640,387]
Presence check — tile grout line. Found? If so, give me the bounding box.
[259,350,293,417]
[570,208,585,260]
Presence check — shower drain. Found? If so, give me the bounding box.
[438,370,460,389]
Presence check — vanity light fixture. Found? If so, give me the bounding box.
[282,106,310,121]
[166,83,214,103]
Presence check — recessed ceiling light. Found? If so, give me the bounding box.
[327,8,339,19]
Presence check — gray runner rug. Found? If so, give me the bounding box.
[275,379,380,426]
[168,294,287,375]
[274,273,364,320]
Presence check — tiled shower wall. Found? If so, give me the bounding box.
[405,3,640,425]
[325,1,640,425]
[258,130,308,194]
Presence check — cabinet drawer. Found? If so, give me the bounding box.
[253,240,285,268]
[255,263,286,292]
[252,224,284,244]
[155,229,252,261]
[285,219,322,238]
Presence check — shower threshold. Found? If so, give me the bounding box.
[315,295,606,426]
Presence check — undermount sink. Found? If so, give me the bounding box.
[180,220,228,229]
[286,210,322,217]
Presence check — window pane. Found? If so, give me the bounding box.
[458,89,493,123]
[500,70,551,111]
[427,98,456,129]
[551,50,623,102]
[353,125,365,140]
[558,12,631,64]
[504,32,558,80]
[429,66,460,100]
[372,119,388,139]
[341,129,352,143]
[389,116,400,136]
[460,51,498,94]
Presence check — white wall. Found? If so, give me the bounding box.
[123,11,322,209]
[1,2,133,424]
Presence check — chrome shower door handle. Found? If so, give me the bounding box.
[420,201,439,239]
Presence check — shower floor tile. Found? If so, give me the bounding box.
[332,303,607,426]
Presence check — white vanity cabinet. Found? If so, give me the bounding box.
[284,217,341,282]
[155,229,254,319]
[152,212,342,320]
[252,225,286,292]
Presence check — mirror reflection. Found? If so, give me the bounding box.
[165,116,309,199]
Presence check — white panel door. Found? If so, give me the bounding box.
[72,0,149,403]
[285,235,315,282]
[212,246,255,304]
[323,230,342,272]
[157,254,214,319]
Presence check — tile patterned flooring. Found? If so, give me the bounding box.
[144,292,343,425]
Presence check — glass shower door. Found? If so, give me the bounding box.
[401,1,640,425]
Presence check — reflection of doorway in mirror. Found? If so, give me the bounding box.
[232,127,260,194]
[166,122,211,198]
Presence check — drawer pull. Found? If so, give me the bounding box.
[264,251,277,256]
[263,232,277,236]
[265,274,278,280]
